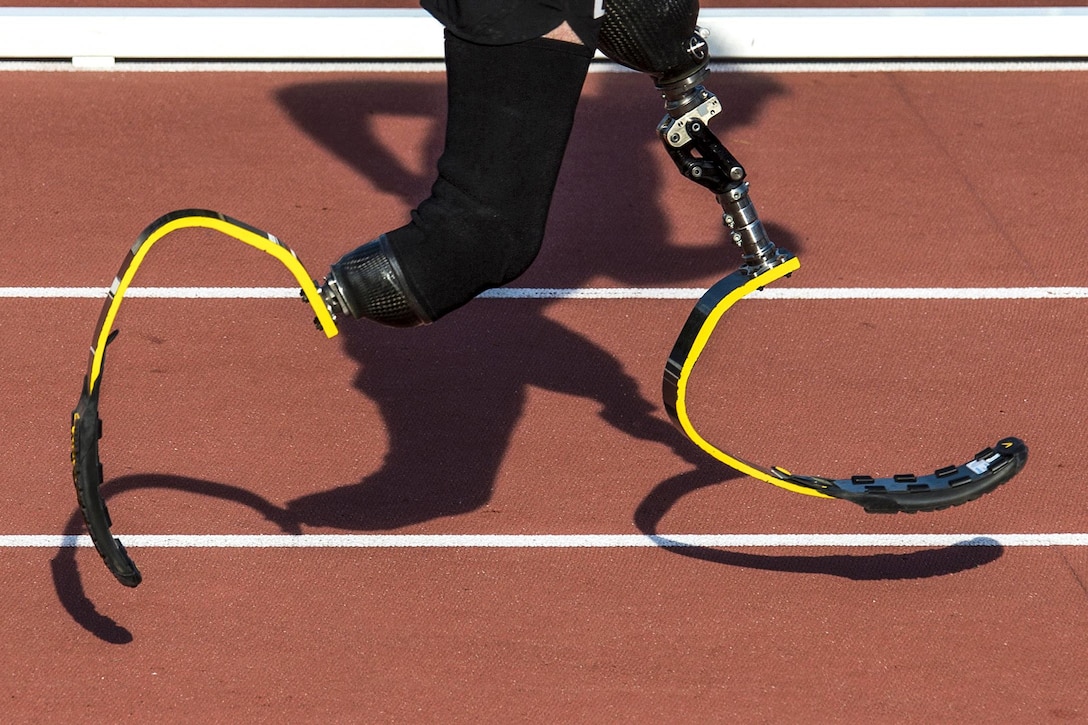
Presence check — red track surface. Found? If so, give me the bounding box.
[1,18,1087,725]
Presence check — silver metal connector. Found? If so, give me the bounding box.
[317,273,350,320]
[717,182,790,276]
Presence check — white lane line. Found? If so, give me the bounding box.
[5,533,1087,548]
[1,287,298,299]
[5,286,1088,300]
[481,287,1088,300]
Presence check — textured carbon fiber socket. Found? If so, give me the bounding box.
[599,0,701,82]
[328,235,430,327]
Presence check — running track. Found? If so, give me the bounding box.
[1,7,1086,724]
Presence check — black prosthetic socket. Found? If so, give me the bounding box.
[380,31,595,321]
[327,235,431,327]
[598,0,709,117]
[599,0,702,83]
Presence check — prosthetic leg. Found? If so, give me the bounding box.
[599,0,1027,513]
[319,0,1025,512]
[599,0,784,277]
[319,28,598,326]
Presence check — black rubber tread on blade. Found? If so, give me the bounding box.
[771,438,1028,514]
[70,331,142,587]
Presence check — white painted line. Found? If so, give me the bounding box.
[0,8,1085,62]
[5,287,1088,301]
[481,287,1088,300]
[0,286,299,299]
[5,533,1087,548]
[743,287,1088,301]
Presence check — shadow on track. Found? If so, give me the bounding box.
[275,71,796,529]
[54,465,1004,645]
[634,468,1004,580]
[52,70,1001,644]
[52,474,300,645]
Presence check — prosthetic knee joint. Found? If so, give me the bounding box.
[600,0,788,276]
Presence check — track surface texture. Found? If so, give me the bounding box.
[1,4,1086,724]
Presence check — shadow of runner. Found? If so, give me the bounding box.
[274,72,795,285]
[286,303,714,529]
[277,71,798,529]
[51,542,133,645]
[633,467,1004,579]
[52,474,300,644]
[54,458,1004,645]
[56,68,975,643]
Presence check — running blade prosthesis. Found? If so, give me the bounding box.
[71,210,338,587]
[653,60,1027,513]
[662,256,1028,514]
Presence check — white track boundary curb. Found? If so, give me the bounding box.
[0,8,1084,65]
